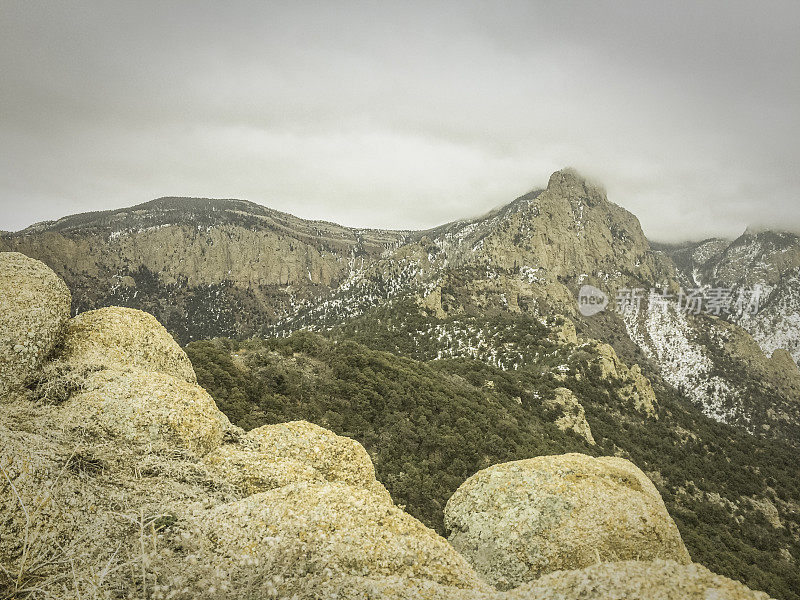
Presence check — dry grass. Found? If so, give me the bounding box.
[28,360,98,405]
[0,452,79,599]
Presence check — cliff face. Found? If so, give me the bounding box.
[3,197,406,342]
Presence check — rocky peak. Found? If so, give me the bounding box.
[276,168,677,334]
[545,168,607,207]
[458,167,667,289]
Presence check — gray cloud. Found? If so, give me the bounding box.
[1,0,798,241]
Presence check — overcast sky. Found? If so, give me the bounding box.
[1,1,798,241]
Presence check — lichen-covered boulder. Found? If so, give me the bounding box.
[444,453,690,590]
[59,368,230,456]
[198,481,491,593]
[268,574,497,600]
[505,560,770,600]
[0,252,71,396]
[60,307,196,383]
[204,420,388,497]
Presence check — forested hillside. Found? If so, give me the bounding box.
[187,324,800,600]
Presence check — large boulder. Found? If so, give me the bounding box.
[198,481,490,594]
[444,453,690,590]
[204,420,388,497]
[256,574,495,600]
[506,560,770,600]
[60,307,196,383]
[0,252,71,396]
[59,368,231,456]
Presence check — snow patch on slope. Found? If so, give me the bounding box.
[622,301,741,423]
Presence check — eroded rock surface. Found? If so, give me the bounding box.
[506,560,770,600]
[0,252,71,395]
[444,453,690,590]
[60,306,197,382]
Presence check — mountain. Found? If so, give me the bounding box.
[641,232,800,439]
[656,230,800,364]
[4,170,799,447]
[3,171,800,599]
[1,197,405,342]
[2,170,671,343]
[274,169,673,331]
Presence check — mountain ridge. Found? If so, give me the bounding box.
[16,195,412,239]
[3,169,799,446]
[3,168,662,339]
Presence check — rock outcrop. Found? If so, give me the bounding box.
[204,420,389,497]
[543,388,595,445]
[506,560,770,600]
[591,341,657,416]
[441,169,664,287]
[60,368,231,456]
[60,306,197,382]
[0,256,485,598]
[444,453,690,590]
[543,315,579,345]
[0,252,71,396]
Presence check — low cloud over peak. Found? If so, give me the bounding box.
[1,1,798,241]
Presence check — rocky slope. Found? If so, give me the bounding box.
[618,297,800,441]
[656,230,800,364]
[637,232,800,441]
[0,253,772,600]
